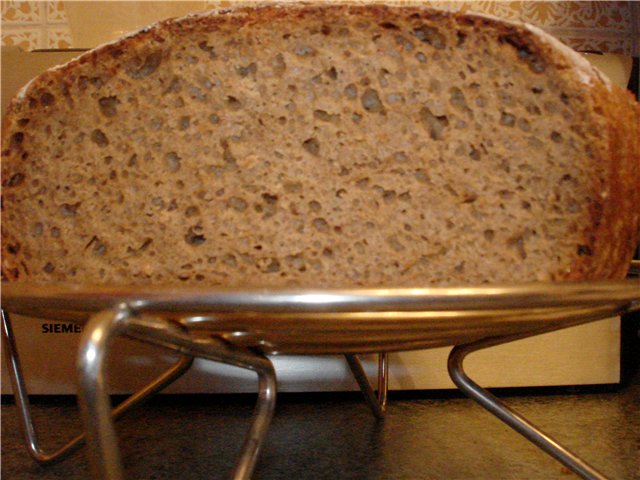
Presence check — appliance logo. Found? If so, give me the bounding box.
[41,323,84,334]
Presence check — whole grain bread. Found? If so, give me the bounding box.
[2,4,639,287]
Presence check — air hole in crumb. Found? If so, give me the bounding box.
[198,41,216,59]
[270,53,287,77]
[449,87,467,110]
[91,129,109,147]
[361,88,384,113]
[258,258,280,273]
[462,192,477,204]
[223,254,237,267]
[356,177,370,188]
[517,118,530,132]
[387,235,405,252]
[60,202,80,217]
[302,138,320,156]
[414,169,431,184]
[126,50,162,79]
[179,116,190,130]
[237,62,257,77]
[40,92,55,106]
[228,197,248,212]
[499,189,514,200]
[99,96,118,117]
[165,152,181,171]
[185,206,200,217]
[314,109,339,122]
[577,245,592,256]
[295,45,316,57]
[10,132,24,147]
[309,200,321,212]
[560,173,573,183]
[226,96,242,110]
[413,25,446,49]
[393,151,408,162]
[500,112,516,127]
[506,234,527,260]
[380,22,399,30]
[344,83,358,98]
[312,217,329,233]
[419,107,448,140]
[185,226,206,245]
[7,173,25,187]
[262,193,278,204]
[93,240,107,256]
[527,104,542,115]
[33,222,43,237]
[284,181,302,193]
[382,190,396,203]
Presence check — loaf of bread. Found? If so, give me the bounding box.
[2,4,639,287]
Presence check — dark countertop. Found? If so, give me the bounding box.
[2,384,639,480]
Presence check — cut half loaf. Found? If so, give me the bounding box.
[2,4,639,287]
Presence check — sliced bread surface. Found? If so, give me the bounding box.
[2,5,639,287]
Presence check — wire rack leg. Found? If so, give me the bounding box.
[231,354,276,480]
[1,308,192,466]
[77,305,132,480]
[77,307,277,480]
[447,338,609,480]
[345,353,388,419]
[129,314,278,480]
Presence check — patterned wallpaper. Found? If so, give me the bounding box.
[1,1,638,55]
[425,1,638,56]
[1,1,72,50]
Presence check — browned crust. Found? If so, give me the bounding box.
[2,3,639,283]
[563,82,640,280]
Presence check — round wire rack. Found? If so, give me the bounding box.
[2,276,639,480]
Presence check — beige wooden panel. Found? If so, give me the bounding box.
[1,316,619,394]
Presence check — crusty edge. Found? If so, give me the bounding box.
[2,3,638,283]
[564,83,640,280]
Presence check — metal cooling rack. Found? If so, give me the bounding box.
[2,278,639,480]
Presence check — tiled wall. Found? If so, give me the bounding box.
[1,1,72,50]
[1,1,638,55]
[426,1,638,56]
